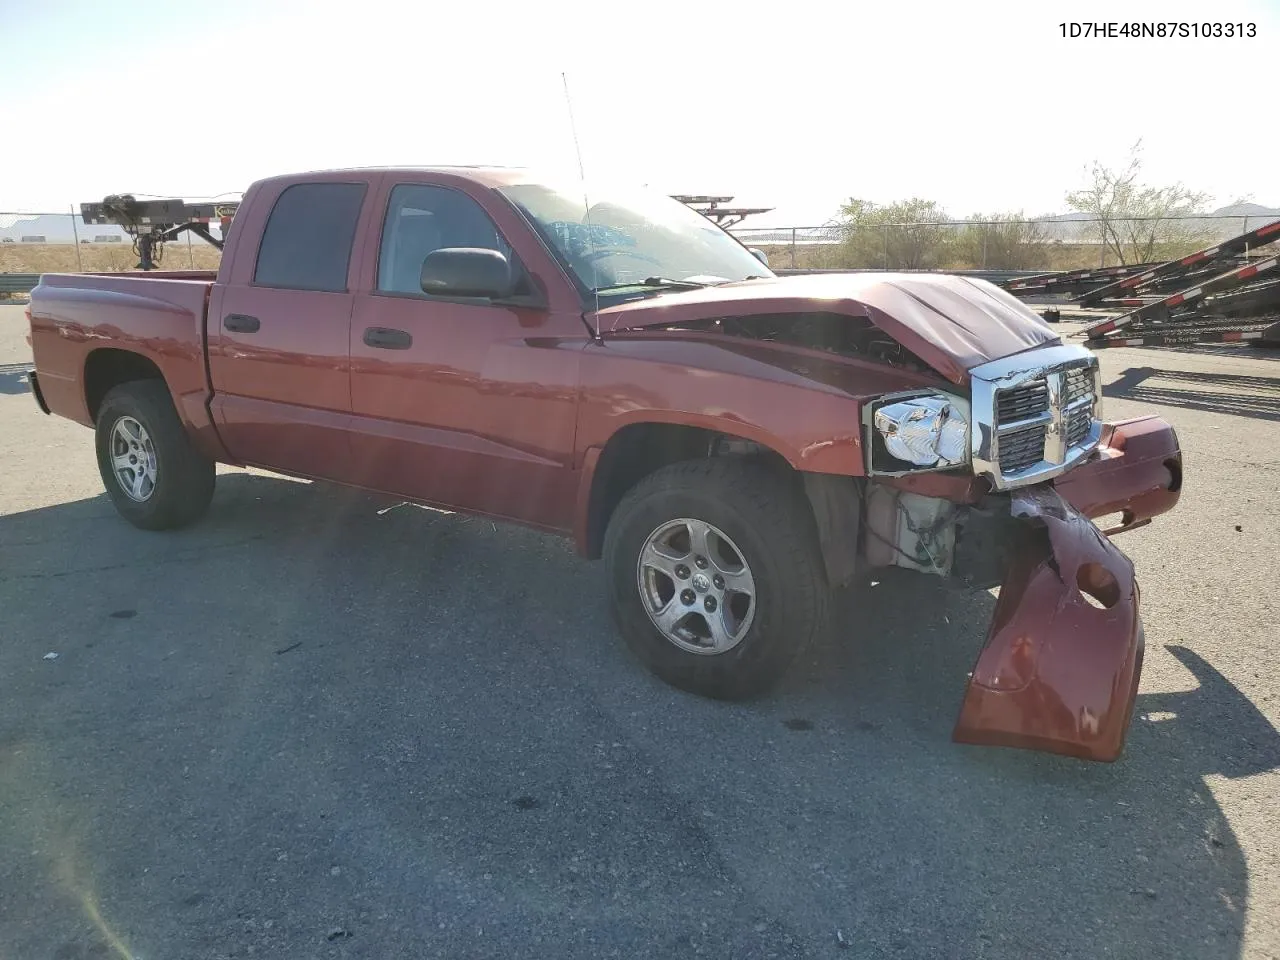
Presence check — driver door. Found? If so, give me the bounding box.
[347,180,580,528]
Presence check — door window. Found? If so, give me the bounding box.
[377,184,513,295]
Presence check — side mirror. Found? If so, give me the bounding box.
[749,247,770,267]
[421,248,514,299]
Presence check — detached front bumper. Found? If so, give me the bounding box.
[952,416,1180,762]
[1054,415,1182,534]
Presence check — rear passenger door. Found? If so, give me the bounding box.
[209,176,379,480]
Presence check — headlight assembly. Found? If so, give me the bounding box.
[869,393,971,472]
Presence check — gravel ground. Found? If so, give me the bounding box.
[1,303,1278,960]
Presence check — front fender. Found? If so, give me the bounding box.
[953,487,1144,762]
[577,332,944,476]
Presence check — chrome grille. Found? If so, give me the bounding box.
[998,424,1047,474]
[1064,367,1093,403]
[1065,406,1092,447]
[976,346,1103,489]
[997,380,1049,423]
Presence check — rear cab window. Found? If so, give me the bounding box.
[254,182,367,292]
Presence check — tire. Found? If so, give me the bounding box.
[94,380,215,530]
[603,458,830,700]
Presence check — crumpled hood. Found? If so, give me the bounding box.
[597,273,1061,384]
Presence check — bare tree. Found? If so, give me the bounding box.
[1066,141,1212,264]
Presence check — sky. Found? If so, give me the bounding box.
[1,0,1277,226]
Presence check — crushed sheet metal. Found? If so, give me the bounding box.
[953,486,1144,762]
[595,273,1060,384]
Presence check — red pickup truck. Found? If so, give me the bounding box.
[26,167,1182,761]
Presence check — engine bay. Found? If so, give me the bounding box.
[663,312,931,371]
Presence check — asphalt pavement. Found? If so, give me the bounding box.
[1,303,1278,959]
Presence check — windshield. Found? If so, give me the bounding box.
[499,181,773,298]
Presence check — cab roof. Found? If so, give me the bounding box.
[256,166,540,189]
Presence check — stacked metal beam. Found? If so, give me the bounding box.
[1000,220,1280,348]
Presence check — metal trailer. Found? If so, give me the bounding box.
[1001,261,1159,298]
[1083,260,1254,313]
[80,195,240,270]
[672,195,774,228]
[994,216,1280,349]
[1076,218,1280,306]
[1084,319,1280,349]
[1076,253,1280,348]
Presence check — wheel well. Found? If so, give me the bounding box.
[84,349,166,422]
[583,422,796,560]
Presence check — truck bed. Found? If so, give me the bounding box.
[28,272,216,437]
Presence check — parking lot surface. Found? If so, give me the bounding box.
[2,303,1278,959]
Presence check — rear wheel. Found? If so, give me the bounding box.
[603,458,829,700]
[94,380,215,530]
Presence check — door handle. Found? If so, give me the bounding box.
[224,313,261,333]
[363,327,412,350]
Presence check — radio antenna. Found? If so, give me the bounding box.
[562,72,602,340]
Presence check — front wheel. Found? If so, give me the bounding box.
[94,380,215,530]
[603,458,830,700]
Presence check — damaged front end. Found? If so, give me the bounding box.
[597,277,1179,761]
[853,408,1181,762]
[850,339,1178,762]
[859,481,1147,762]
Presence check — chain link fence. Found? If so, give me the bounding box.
[3,210,1275,277]
[0,212,223,275]
[731,215,1277,272]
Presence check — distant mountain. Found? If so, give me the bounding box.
[1037,203,1279,222]
[0,213,223,245]
[1023,204,1280,243]
[0,214,131,244]
[1038,211,1094,222]
[1207,202,1280,218]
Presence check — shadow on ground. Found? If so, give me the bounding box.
[1,473,1276,959]
[1105,365,1280,421]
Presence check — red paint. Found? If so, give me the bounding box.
[572,446,604,556]
[28,272,230,461]
[1054,417,1181,530]
[954,488,1144,761]
[880,472,991,504]
[598,271,1059,385]
[341,172,589,527]
[574,331,942,479]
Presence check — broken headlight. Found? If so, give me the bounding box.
[870,394,970,471]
